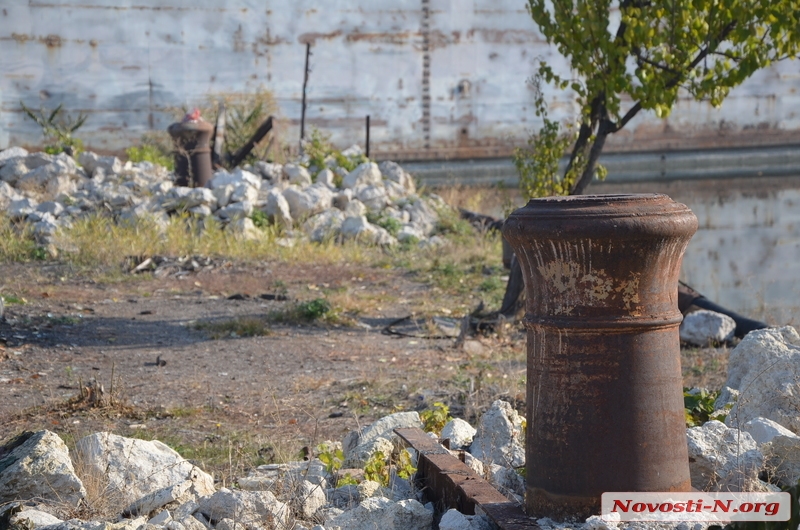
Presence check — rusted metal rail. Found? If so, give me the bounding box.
[395,427,538,530]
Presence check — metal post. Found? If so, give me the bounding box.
[502,194,696,520]
[300,42,311,150]
[366,115,370,158]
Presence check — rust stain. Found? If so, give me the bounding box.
[10,33,32,44]
[298,30,342,45]
[232,24,245,52]
[39,34,62,48]
[345,31,412,45]
[29,3,229,12]
[466,28,542,44]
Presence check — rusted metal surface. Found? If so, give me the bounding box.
[502,194,697,520]
[1,1,799,156]
[395,427,538,530]
[168,118,214,188]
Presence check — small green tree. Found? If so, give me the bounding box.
[519,0,800,197]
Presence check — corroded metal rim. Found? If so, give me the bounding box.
[510,193,694,220]
[523,314,684,330]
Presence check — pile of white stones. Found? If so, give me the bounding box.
[0,401,524,530]
[0,145,445,250]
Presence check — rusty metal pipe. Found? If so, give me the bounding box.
[502,194,696,520]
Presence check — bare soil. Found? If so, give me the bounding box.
[0,259,728,484]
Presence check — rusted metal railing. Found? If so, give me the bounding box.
[502,194,697,520]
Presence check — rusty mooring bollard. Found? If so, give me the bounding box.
[168,109,214,188]
[502,194,697,520]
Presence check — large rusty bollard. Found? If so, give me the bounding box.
[502,194,697,520]
[168,115,214,188]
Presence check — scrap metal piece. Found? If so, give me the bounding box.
[503,194,696,520]
[395,427,538,530]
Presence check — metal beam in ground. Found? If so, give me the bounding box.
[394,427,538,530]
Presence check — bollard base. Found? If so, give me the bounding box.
[527,488,599,522]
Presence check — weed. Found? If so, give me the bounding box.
[420,401,452,433]
[1,294,26,305]
[250,209,269,229]
[362,449,417,487]
[126,143,174,171]
[215,89,278,165]
[684,388,728,427]
[20,101,86,157]
[194,317,273,339]
[269,297,346,325]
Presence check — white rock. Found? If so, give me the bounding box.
[340,144,363,158]
[23,152,55,169]
[340,216,396,246]
[8,197,39,219]
[0,181,22,208]
[283,164,312,187]
[10,508,63,528]
[263,188,293,228]
[343,199,367,218]
[763,435,800,487]
[216,200,253,221]
[79,151,122,176]
[73,432,215,505]
[397,225,425,243]
[149,510,172,526]
[255,161,282,182]
[208,169,261,190]
[441,418,477,449]
[215,519,241,530]
[342,162,382,189]
[356,184,388,212]
[45,175,76,197]
[488,463,525,498]
[469,400,525,468]
[294,480,327,519]
[226,217,260,240]
[343,411,422,467]
[330,484,361,509]
[744,417,799,445]
[680,310,737,346]
[404,199,438,236]
[332,189,353,211]
[0,146,29,164]
[379,161,416,194]
[304,209,345,242]
[326,497,432,530]
[211,184,234,209]
[283,184,333,219]
[316,168,337,189]
[439,508,492,530]
[189,205,212,218]
[686,420,763,491]
[197,488,289,528]
[230,182,259,204]
[0,158,29,184]
[0,430,86,506]
[463,452,484,476]
[722,327,800,433]
[124,480,193,517]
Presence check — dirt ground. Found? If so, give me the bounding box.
[0,259,729,485]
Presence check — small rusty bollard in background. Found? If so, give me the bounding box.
[168,110,214,188]
[502,194,697,520]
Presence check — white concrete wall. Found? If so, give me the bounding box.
[680,187,800,327]
[1,0,799,159]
